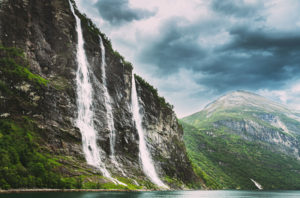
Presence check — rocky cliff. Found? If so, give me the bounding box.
[0,0,198,189]
[181,91,300,190]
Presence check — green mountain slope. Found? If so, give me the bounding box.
[181,90,300,190]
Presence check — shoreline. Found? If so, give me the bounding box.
[0,189,155,194]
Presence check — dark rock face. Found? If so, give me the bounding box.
[0,0,81,157]
[135,78,197,185]
[0,0,197,189]
[214,119,300,158]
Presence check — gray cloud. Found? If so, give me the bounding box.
[211,0,264,18]
[138,18,220,75]
[224,26,300,52]
[95,0,156,25]
[77,0,300,115]
[138,18,300,94]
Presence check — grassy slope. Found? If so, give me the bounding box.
[181,109,300,190]
[0,117,147,190]
[0,46,143,190]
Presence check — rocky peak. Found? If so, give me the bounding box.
[203,90,290,115]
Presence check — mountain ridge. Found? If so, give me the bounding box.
[181,90,300,189]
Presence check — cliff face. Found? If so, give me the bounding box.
[135,76,196,185]
[181,91,300,190]
[0,0,197,189]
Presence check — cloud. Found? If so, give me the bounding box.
[224,26,300,52]
[138,16,300,95]
[258,81,300,111]
[95,0,156,25]
[138,17,224,75]
[211,0,265,18]
[76,0,300,117]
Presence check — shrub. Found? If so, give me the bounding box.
[134,74,173,109]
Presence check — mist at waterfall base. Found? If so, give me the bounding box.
[2,191,300,198]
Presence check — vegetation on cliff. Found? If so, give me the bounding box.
[0,118,65,189]
[181,91,300,190]
[0,46,141,190]
[0,0,198,190]
[0,118,142,190]
[135,74,173,109]
[0,46,48,87]
[69,0,133,71]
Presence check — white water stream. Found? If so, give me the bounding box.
[69,1,123,185]
[99,36,126,177]
[250,179,263,190]
[131,74,168,189]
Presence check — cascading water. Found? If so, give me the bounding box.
[69,1,123,185]
[99,36,126,177]
[131,74,168,189]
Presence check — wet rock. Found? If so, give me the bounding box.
[0,0,198,189]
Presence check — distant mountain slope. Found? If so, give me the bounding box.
[181,90,300,190]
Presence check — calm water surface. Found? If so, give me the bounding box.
[1,191,300,198]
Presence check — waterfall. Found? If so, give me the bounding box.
[99,36,126,177]
[250,179,263,190]
[131,74,168,189]
[69,1,123,185]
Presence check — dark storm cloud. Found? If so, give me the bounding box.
[95,0,156,25]
[224,26,300,52]
[211,0,264,18]
[138,18,300,94]
[139,18,220,75]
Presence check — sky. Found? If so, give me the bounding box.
[75,0,300,118]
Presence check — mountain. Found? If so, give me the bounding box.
[0,0,199,190]
[181,90,300,190]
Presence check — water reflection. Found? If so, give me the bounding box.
[1,191,300,198]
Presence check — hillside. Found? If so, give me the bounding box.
[181,90,300,189]
[0,0,199,190]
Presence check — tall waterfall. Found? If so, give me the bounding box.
[69,1,122,185]
[131,74,168,189]
[99,36,126,177]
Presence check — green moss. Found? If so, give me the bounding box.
[77,11,101,39]
[0,80,12,94]
[95,182,126,190]
[164,176,185,188]
[50,76,70,90]
[72,175,142,190]
[134,74,173,109]
[0,46,24,57]
[0,118,100,189]
[191,162,220,189]
[115,177,142,190]
[136,179,158,190]
[0,119,69,189]
[70,4,133,71]
[181,119,300,190]
[111,50,133,70]
[0,46,48,86]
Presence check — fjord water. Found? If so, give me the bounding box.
[131,74,168,188]
[2,191,300,198]
[69,1,120,184]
